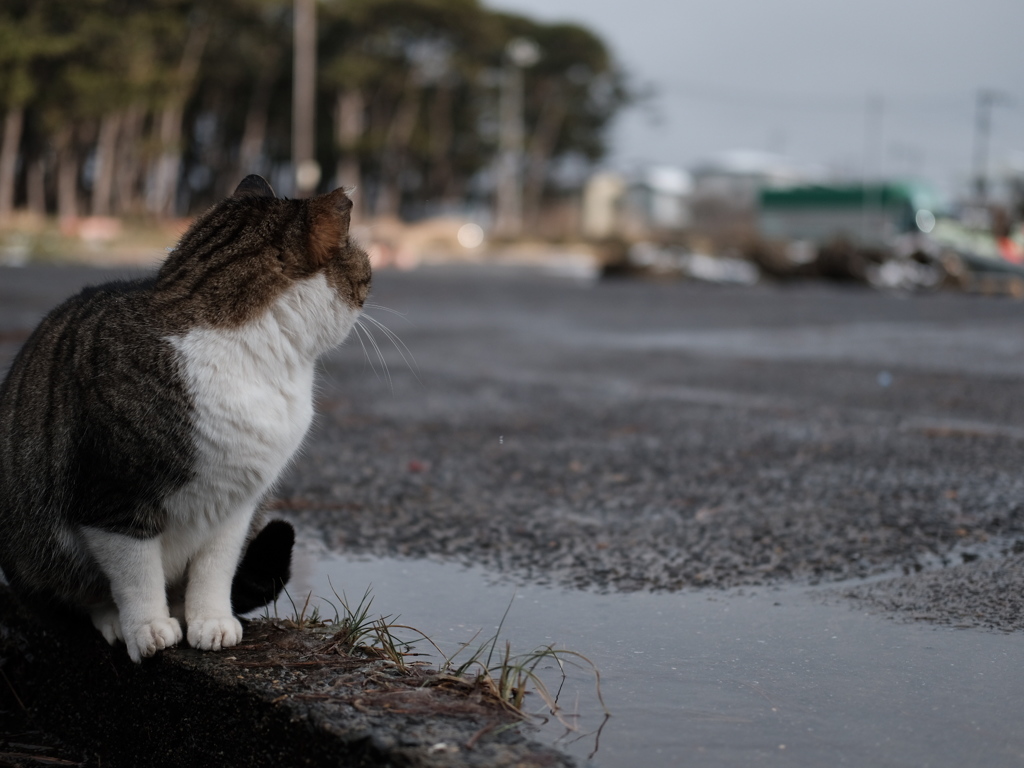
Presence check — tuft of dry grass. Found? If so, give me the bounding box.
[424,597,608,729]
[261,586,607,730]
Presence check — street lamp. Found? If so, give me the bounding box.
[494,37,540,238]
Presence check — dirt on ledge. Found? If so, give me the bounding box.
[0,587,573,768]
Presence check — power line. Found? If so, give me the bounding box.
[658,79,1020,116]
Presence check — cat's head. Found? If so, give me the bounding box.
[155,175,371,334]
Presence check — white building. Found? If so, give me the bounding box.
[582,165,692,240]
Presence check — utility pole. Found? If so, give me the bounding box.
[972,89,1009,205]
[293,0,319,197]
[860,94,884,244]
[862,94,885,182]
[494,38,539,239]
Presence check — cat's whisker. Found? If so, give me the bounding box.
[360,312,419,382]
[351,321,385,385]
[356,318,394,392]
[363,302,409,320]
[356,322,391,389]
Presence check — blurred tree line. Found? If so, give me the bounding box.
[0,0,629,224]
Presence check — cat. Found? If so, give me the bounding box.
[0,175,370,662]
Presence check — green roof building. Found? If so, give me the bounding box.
[759,182,944,246]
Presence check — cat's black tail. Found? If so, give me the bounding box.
[231,520,295,615]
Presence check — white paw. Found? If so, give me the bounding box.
[90,605,124,645]
[187,616,243,652]
[124,617,183,663]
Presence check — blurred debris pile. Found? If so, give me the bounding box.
[596,173,1024,296]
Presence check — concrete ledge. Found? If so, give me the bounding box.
[0,587,573,767]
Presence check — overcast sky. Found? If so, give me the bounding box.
[488,0,1024,197]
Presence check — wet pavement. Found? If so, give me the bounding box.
[3,263,1024,765]
[280,266,1024,602]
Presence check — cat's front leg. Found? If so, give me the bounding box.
[184,509,253,651]
[89,601,124,645]
[82,529,183,662]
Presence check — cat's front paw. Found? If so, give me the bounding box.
[187,616,243,652]
[124,617,183,663]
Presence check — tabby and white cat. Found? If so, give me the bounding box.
[0,175,370,662]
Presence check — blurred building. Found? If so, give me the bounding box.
[759,181,944,248]
[689,150,810,250]
[582,165,691,241]
[580,172,625,240]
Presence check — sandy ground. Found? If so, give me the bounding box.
[2,264,1024,632]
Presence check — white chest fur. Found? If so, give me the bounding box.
[160,273,358,579]
[168,323,315,518]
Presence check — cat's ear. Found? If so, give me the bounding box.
[306,187,353,267]
[232,175,276,199]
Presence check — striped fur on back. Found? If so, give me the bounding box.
[0,278,196,599]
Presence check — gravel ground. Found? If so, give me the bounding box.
[839,549,1024,632]
[3,264,1024,628]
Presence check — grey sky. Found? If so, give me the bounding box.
[488,0,1024,197]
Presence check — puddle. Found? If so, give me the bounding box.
[291,553,1024,768]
